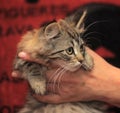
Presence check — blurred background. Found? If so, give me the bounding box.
[0,0,120,113]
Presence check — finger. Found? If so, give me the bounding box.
[18,52,49,66]
[18,52,31,60]
[46,83,61,94]
[11,71,22,78]
[33,94,63,104]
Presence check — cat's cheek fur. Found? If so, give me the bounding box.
[52,59,81,72]
[82,52,94,71]
[67,62,82,72]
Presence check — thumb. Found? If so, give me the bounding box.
[33,94,63,104]
[18,52,49,66]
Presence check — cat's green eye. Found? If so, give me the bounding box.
[66,47,74,55]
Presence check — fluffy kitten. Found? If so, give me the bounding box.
[13,3,116,113]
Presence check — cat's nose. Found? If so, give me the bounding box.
[79,59,83,63]
[76,54,84,62]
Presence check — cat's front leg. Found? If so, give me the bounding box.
[23,62,47,95]
[28,77,46,95]
[27,75,46,95]
[13,57,47,95]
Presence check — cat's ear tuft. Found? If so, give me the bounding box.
[76,10,87,32]
[44,23,60,39]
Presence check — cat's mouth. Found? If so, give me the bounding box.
[61,62,82,72]
[65,60,93,72]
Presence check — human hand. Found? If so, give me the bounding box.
[12,48,120,107]
[31,48,113,104]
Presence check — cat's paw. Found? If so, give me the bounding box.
[29,79,46,95]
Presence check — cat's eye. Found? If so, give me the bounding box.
[66,47,74,55]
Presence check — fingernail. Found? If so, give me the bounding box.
[18,52,27,58]
[11,72,17,77]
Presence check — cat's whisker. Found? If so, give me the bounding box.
[48,61,68,93]
[52,68,66,93]
[84,36,102,48]
[48,67,62,83]
[84,20,108,32]
[83,31,104,39]
[57,68,66,92]
[48,62,65,82]
[51,62,81,93]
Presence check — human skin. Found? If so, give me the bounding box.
[12,48,120,107]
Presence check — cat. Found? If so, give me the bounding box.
[13,12,105,113]
[13,2,120,113]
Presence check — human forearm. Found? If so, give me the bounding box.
[99,65,120,107]
[85,48,120,107]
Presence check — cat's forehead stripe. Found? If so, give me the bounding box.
[66,29,80,42]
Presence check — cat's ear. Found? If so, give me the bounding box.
[76,10,87,32]
[58,19,70,29]
[44,23,60,39]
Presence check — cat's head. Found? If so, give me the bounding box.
[18,11,94,71]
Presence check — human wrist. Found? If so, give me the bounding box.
[98,65,120,107]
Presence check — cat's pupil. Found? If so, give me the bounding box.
[66,47,74,55]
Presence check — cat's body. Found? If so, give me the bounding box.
[13,3,120,113]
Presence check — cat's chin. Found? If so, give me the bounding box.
[81,63,93,71]
[64,63,82,72]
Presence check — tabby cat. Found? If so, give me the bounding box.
[13,2,120,113]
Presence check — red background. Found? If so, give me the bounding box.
[0,0,120,113]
